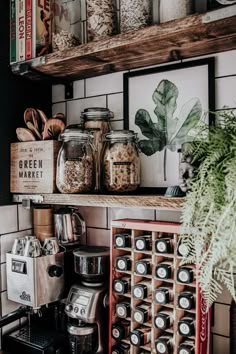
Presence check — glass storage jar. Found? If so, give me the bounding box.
[81,107,113,191]
[86,0,117,41]
[52,0,81,51]
[56,127,94,193]
[160,0,194,23]
[120,0,153,33]
[103,130,140,193]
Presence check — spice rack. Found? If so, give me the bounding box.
[109,219,211,354]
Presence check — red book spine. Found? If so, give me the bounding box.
[26,0,32,60]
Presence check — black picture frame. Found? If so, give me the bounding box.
[123,58,215,194]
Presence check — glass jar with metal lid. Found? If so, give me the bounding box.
[56,127,94,193]
[81,108,113,191]
[103,130,140,193]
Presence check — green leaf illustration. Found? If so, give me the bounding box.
[135,79,203,181]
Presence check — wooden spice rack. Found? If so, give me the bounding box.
[109,219,211,354]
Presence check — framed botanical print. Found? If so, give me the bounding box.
[123,58,215,192]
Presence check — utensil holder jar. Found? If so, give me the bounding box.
[86,0,117,42]
[120,0,153,33]
[160,0,195,23]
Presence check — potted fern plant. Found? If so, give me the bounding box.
[180,109,236,308]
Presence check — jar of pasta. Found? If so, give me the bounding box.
[103,130,140,193]
[81,107,113,192]
[56,127,95,193]
[86,0,117,42]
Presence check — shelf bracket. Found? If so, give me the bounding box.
[13,194,44,208]
[65,82,74,99]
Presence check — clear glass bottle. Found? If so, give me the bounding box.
[86,0,117,42]
[120,0,153,33]
[52,0,82,51]
[81,107,113,191]
[56,127,94,193]
[103,130,140,193]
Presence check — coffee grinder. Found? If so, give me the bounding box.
[65,246,110,354]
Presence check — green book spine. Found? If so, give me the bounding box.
[10,0,16,63]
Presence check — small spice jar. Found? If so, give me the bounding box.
[135,235,152,251]
[56,127,94,193]
[178,316,195,337]
[155,334,174,354]
[154,286,174,305]
[52,0,81,51]
[160,0,195,23]
[130,326,151,347]
[132,281,151,300]
[103,130,140,193]
[120,0,152,33]
[116,255,132,272]
[114,233,131,248]
[133,304,151,324]
[81,108,113,191]
[177,265,195,284]
[116,301,131,319]
[113,276,131,294]
[86,0,117,41]
[112,320,130,341]
[154,310,174,330]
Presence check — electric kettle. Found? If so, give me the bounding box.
[54,207,86,244]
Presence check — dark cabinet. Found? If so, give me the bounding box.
[0,1,51,204]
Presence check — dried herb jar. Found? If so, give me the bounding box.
[120,0,152,33]
[56,128,94,193]
[86,0,117,41]
[81,108,113,191]
[103,130,140,193]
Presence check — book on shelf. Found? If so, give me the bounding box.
[17,0,25,62]
[26,0,32,60]
[10,0,16,63]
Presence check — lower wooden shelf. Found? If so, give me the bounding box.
[12,193,185,210]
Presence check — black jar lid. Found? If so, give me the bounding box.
[116,256,132,271]
[178,340,195,354]
[132,284,148,299]
[135,260,151,275]
[154,287,171,304]
[178,292,195,310]
[155,263,172,279]
[112,323,125,340]
[113,278,130,294]
[177,267,194,284]
[115,233,131,248]
[155,238,172,254]
[155,335,173,354]
[178,317,195,337]
[130,329,149,347]
[154,312,172,330]
[135,235,152,250]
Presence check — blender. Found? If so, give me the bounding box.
[65,246,110,354]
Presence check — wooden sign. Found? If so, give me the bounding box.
[10,140,61,193]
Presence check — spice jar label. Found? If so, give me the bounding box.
[180,323,190,335]
[156,342,167,354]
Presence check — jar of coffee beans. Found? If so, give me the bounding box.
[56,127,95,193]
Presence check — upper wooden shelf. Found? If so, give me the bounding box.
[12,194,184,210]
[11,10,236,81]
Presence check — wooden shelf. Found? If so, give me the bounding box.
[12,193,184,210]
[11,10,236,81]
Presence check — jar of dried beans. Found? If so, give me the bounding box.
[52,0,82,51]
[103,130,140,193]
[120,0,153,33]
[56,127,94,193]
[86,0,117,42]
[81,107,113,191]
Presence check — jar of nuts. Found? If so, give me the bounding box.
[103,130,140,193]
[56,127,95,193]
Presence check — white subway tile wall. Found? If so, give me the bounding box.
[51,49,236,354]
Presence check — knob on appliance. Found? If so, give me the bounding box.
[48,265,63,278]
[66,305,73,312]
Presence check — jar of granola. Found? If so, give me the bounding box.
[56,127,94,193]
[103,130,140,193]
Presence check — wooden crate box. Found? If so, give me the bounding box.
[110,219,211,354]
[10,141,61,194]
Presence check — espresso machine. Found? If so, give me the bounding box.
[65,246,110,354]
[2,236,68,354]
